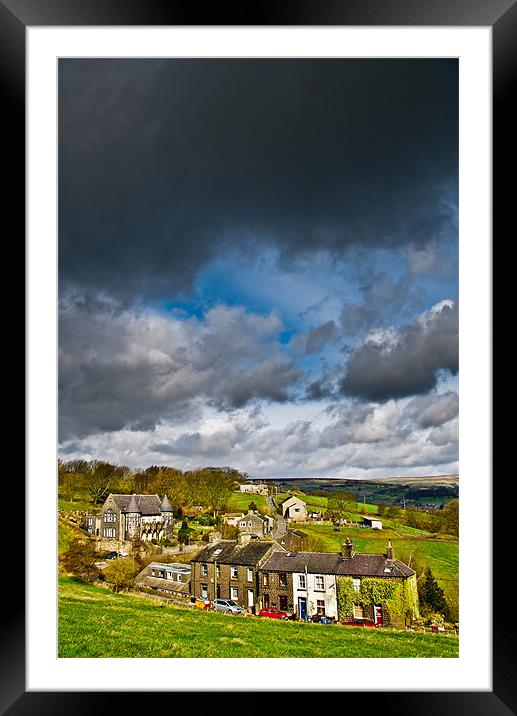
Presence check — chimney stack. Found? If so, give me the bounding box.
[208,531,222,543]
[342,537,354,559]
[238,532,252,545]
[386,540,394,560]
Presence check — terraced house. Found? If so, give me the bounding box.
[190,534,285,613]
[258,539,419,627]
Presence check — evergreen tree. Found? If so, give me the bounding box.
[177,520,191,544]
[420,568,449,618]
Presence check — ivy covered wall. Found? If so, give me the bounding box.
[336,575,419,628]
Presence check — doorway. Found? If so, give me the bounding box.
[298,597,307,619]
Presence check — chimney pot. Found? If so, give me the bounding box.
[342,537,354,559]
[386,540,394,560]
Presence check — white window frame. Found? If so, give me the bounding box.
[231,566,238,579]
[353,578,361,593]
[247,568,253,582]
[315,575,325,590]
[298,574,306,589]
[230,586,238,601]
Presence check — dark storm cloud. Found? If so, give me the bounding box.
[340,301,458,402]
[59,58,458,302]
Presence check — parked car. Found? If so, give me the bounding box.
[258,607,289,620]
[211,598,244,614]
[104,551,118,560]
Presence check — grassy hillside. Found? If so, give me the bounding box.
[58,577,459,658]
[227,492,269,513]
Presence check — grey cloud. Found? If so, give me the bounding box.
[340,301,458,402]
[340,267,426,338]
[59,300,302,441]
[136,394,458,474]
[405,392,459,429]
[290,320,338,356]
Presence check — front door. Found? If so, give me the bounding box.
[248,589,254,607]
[263,593,270,609]
[298,597,307,619]
[374,604,383,625]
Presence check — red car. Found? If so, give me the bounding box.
[259,607,289,620]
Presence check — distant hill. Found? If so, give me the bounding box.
[269,475,459,508]
[368,475,459,486]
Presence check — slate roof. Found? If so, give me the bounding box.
[138,576,191,595]
[191,540,283,566]
[260,550,414,578]
[111,494,163,515]
[160,494,174,512]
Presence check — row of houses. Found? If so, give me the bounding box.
[135,534,418,627]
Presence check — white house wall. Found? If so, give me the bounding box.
[292,572,338,619]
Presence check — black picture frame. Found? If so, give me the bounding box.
[8,0,506,712]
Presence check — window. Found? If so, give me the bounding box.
[298,574,306,589]
[201,584,208,598]
[103,527,116,538]
[353,578,361,593]
[216,565,221,578]
[279,595,288,611]
[353,604,364,619]
[316,599,325,615]
[263,573,269,586]
[231,566,238,579]
[279,572,288,588]
[315,575,324,590]
[104,510,116,523]
[201,564,208,577]
[247,569,253,582]
[230,586,238,601]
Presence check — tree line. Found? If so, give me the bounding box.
[58,459,248,516]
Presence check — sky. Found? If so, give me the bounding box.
[58,58,459,478]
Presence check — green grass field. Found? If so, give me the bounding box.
[227,492,269,512]
[58,577,459,658]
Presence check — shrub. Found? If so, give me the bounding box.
[103,558,140,593]
[60,538,100,583]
